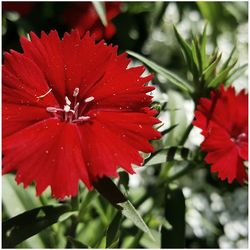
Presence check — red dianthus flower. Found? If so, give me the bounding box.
[2,30,161,199]
[193,86,248,184]
[63,2,121,40]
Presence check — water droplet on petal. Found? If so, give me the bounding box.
[45,150,49,154]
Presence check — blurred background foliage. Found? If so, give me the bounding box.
[2,1,248,248]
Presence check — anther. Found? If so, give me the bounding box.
[73,88,80,97]
[64,105,71,112]
[65,96,71,105]
[85,96,95,103]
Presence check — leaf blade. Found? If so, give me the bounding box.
[92,1,107,27]
[127,50,193,93]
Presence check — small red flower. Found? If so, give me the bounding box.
[193,86,248,184]
[2,29,161,199]
[63,2,121,40]
[3,2,35,16]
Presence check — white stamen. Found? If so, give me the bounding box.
[85,96,95,103]
[73,87,79,97]
[46,107,58,113]
[37,88,52,99]
[65,96,71,105]
[64,105,71,112]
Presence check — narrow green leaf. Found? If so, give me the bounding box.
[3,205,70,248]
[221,46,236,71]
[67,236,89,248]
[203,53,222,81]
[208,59,238,88]
[106,212,123,248]
[118,200,155,241]
[78,190,97,220]
[173,26,193,68]
[93,177,127,209]
[127,50,193,93]
[191,40,199,72]
[200,24,207,69]
[180,148,189,160]
[166,147,177,161]
[94,177,153,241]
[92,1,107,27]
[161,188,185,248]
[161,124,178,136]
[225,63,248,85]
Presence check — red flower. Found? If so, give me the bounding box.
[63,2,121,40]
[3,2,35,16]
[193,86,248,184]
[2,29,161,199]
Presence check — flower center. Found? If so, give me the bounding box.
[46,87,94,123]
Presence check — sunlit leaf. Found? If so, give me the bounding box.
[200,24,208,70]
[208,59,237,87]
[203,53,222,81]
[225,63,248,85]
[92,1,107,26]
[118,200,155,241]
[173,26,193,69]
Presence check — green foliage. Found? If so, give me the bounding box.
[92,2,107,26]
[173,25,246,95]
[2,1,248,249]
[161,188,185,248]
[127,50,194,93]
[3,205,71,248]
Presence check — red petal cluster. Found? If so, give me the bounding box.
[63,2,121,40]
[193,86,248,184]
[2,29,161,199]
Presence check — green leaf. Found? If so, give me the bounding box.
[92,2,107,26]
[67,236,89,248]
[208,59,237,87]
[78,190,97,220]
[126,50,193,93]
[200,24,208,70]
[161,188,185,248]
[191,38,202,74]
[93,177,127,209]
[166,147,177,161]
[203,53,222,81]
[118,200,155,241]
[161,124,178,136]
[221,46,236,71]
[3,205,71,248]
[173,26,193,69]
[94,177,153,240]
[225,63,248,85]
[106,212,123,248]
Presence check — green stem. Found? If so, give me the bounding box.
[164,162,205,186]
